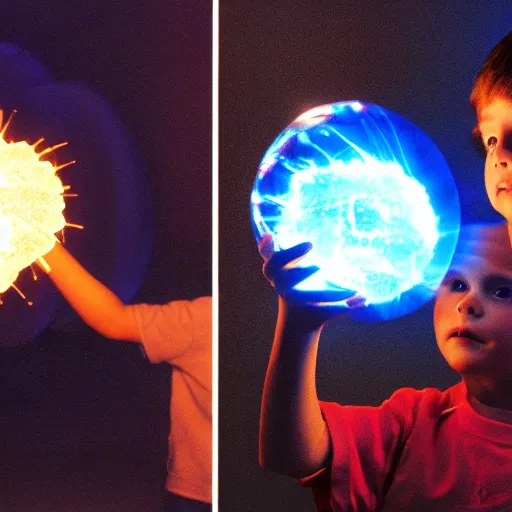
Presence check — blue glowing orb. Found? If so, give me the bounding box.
[251,101,460,321]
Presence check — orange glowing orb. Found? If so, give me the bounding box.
[0,111,80,300]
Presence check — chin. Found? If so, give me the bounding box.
[494,200,512,223]
[441,348,490,375]
[447,360,478,375]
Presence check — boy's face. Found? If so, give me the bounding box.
[434,225,512,382]
[479,96,512,221]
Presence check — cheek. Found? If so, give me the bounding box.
[433,293,459,341]
[433,298,447,334]
[487,308,512,335]
[484,159,496,196]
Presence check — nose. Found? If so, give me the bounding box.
[494,155,511,169]
[456,294,483,318]
[494,135,512,169]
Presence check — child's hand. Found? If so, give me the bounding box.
[259,234,365,326]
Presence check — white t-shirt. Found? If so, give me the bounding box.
[132,297,212,503]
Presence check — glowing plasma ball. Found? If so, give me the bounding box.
[251,101,460,321]
[0,111,76,297]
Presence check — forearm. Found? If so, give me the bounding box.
[259,297,331,478]
[41,242,137,341]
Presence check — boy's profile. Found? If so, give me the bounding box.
[259,224,512,511]
[40,242,212,512]
[471,31,512,239]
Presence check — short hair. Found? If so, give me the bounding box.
[470,31,512,115]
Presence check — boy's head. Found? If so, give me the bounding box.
[434,223,512,384]
[470,32,512,223]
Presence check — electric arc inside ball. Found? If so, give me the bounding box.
[251,101,460,321]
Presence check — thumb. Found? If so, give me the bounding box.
[258,234,275,261]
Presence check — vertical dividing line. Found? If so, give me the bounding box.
[211,0,219,510]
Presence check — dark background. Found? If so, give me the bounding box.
[220,2,511,511]
[0,2,211,511]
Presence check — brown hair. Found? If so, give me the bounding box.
[470,31,512,115]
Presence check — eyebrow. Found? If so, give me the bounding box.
[445,270,512,284]
[484,274,512,285]
[443,268,463,280]
[478,115,493,123]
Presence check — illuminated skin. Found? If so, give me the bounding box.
[434,224,512,410]
[479,96,512,239]
[40,241,140,342]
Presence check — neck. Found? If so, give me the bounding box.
[507,222,512,248]
[464,375,512,411]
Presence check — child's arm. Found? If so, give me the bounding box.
[40,241,140,342]
[258,236,363,478]
[259,296,333,478]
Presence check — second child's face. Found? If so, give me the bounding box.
[434,226,512,382]
[479,96,512,222]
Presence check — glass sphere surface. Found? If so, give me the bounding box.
[251,101,460,321]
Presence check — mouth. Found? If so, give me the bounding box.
[448,327,485,344]
[496,181,512,193]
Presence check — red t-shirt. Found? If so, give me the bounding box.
[301,383,512,511]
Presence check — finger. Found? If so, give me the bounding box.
[314,296,365,312]
[258,234,275,261]
[272,266,320,291]
[266,242,313,269]
[284,288,358,305]
[346,295,366,308]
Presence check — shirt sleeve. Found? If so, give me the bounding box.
[301,388,422,511]
[130,296,212,365]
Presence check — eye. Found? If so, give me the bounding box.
[494,287,512,299]
[450,279,467,292]
[486,135,498,151]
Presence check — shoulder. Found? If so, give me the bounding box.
[163,296,212,313]
[133,296,212,321]
[383,382,464,420]
[130,297,212,363]
[129,296,211,339]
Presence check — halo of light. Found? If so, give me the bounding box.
[0,112,68,294]
[251,101,460,321]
